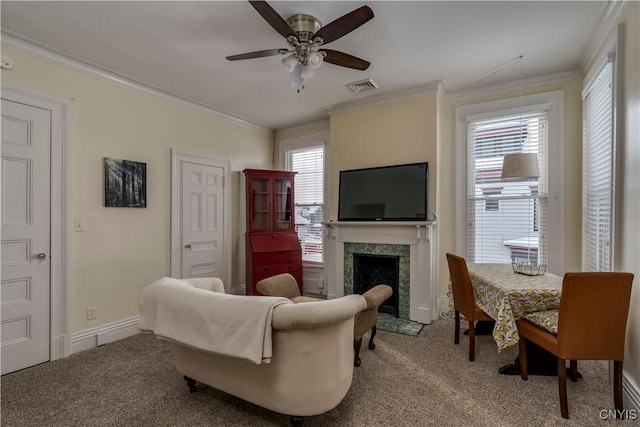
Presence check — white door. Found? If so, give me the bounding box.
[1,99,51,374]
[181,161,225,280]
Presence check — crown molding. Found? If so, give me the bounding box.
[275,119,330,140]
[442,69,582,101]
[1,31,271,132]
[577,0,626,72]
[437,81,447,100]
[325,80,442,116]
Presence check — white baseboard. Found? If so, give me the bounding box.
[623,373,640,414]
[302,265,326,295]
[70,315,141,354]
[51,334,72,360]
[438,296,452,319]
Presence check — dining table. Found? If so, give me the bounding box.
[465,262,563,353]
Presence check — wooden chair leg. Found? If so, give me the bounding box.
[289,415,304,426]
[368,325,377,350]
[614,360,623,418]
[183,376,197,393]
[570,360,578,382]
[353,339,362,367]
[454,310,460,345]
[518,338,528,380]
[468,320,476,361]
[558,357,569,419]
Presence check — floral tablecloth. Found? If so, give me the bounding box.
[447,263,562,352]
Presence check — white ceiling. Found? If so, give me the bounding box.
[1,1,607,130]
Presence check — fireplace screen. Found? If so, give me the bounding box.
[353,253,399,316]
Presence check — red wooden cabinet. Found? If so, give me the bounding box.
[244,169,302,295]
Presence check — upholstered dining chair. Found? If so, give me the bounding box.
[516,272,634,419]
[445,253,493,361]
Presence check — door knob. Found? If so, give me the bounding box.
[36,253,47,259]
[184,244,192,249]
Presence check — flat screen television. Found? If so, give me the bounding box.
[338,162,428,221]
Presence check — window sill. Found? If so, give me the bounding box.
[303,261,324,268]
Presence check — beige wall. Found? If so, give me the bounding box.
[274,120,330,170]
[1,47,274,333]
[275,121,330,149]
[328,92,439,220]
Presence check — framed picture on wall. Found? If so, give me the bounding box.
[104,157,147,207]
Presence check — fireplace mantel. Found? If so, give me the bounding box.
[324,221,438,324]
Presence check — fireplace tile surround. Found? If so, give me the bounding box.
[344,243,410,319]
[325,221,438,324]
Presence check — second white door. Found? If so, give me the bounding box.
[1,98,51,375]
[181,161,225,281]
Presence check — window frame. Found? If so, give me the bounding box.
[581,49,618,272]
[279,131,329,265]
[455,90,565,274]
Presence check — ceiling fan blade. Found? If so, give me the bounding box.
[312,5,374,45]
[226,49,287,61]
[291,63,303,88]
[321,49,370,71]
[249,1,297,39]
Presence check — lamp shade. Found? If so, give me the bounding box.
[501,153,539,180]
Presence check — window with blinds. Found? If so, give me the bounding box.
[285,145,324,263]
[467,109,548,265]
[582,60,614,272]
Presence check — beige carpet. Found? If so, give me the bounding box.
[0,319,631,426]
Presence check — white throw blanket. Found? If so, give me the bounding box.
[138,277,291,364]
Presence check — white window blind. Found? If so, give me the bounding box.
[467,110,549,265]
[285,145,324,263]
[582,61,614,272]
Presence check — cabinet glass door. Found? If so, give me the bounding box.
[273,178,293,230]
[249,177,270,231]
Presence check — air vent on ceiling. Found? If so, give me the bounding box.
[346,78,378,93]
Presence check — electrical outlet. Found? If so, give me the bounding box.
[74,219,85,232]
[87,306,96,320]
[1,55,14,70]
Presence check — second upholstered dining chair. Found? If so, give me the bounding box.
[446,253,493,361]
[516,272,634,419]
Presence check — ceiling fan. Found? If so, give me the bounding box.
[226,1,374,91]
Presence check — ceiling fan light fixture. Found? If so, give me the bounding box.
[308,51,324,70]
[282,54,298,72]
[300,64,315,79]
[234,1,375,91]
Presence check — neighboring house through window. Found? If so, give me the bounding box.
[482,188,503,212]
[455,91,564,273]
